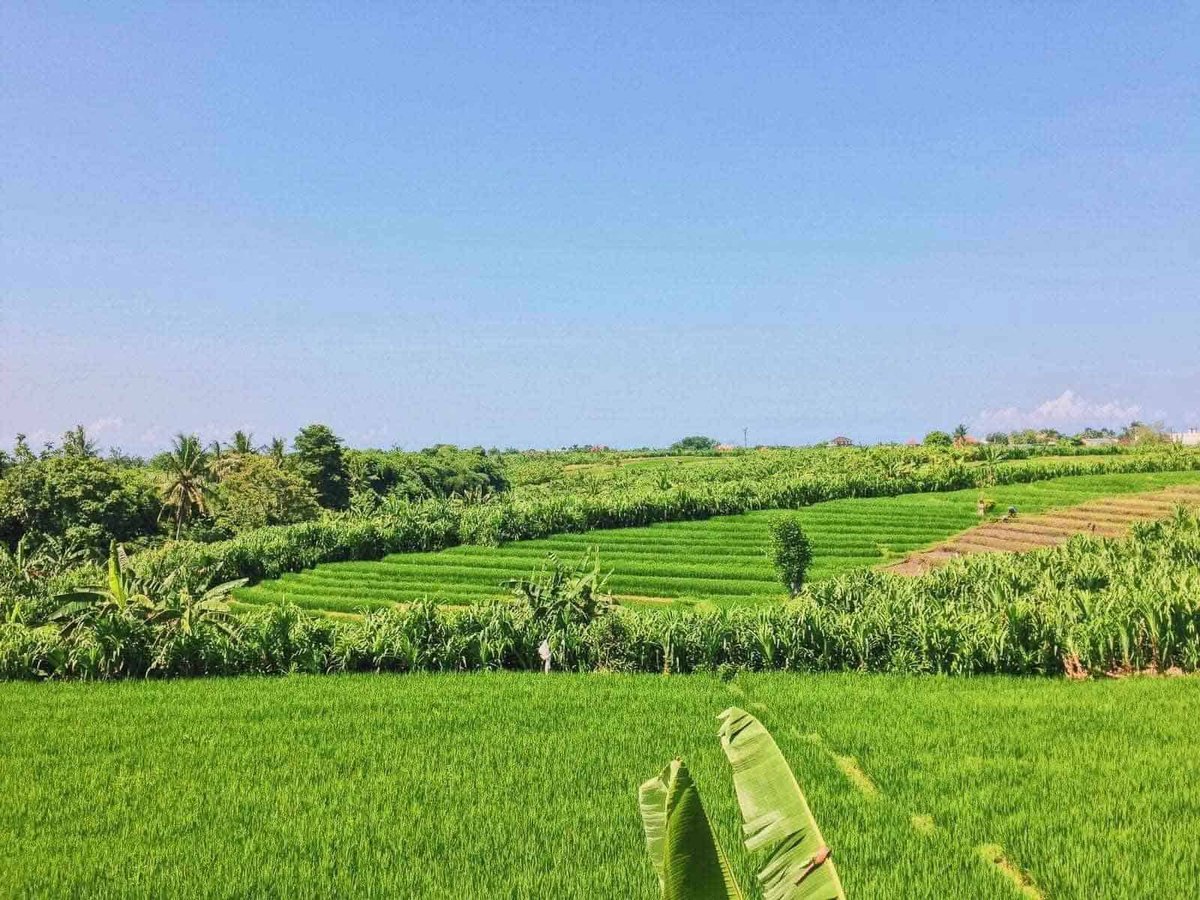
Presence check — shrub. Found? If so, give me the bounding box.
[769,515,812,596]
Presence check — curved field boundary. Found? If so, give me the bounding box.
[884,484,1200,575]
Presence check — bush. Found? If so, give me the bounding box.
[769,515,812,596]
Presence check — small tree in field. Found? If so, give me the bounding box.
[769,515,812,597]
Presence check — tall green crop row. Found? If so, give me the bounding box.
[6,508,1200,680]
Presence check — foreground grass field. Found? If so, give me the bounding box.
[236,470,1200,612]
[3,673,1197,898]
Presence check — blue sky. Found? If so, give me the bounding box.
[3,2,1197,452]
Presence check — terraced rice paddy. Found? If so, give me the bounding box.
[3,673,1197,898]
[887,482,1200,574]
[236,471,1200,613]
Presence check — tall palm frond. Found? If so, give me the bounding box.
[159,433,214,539]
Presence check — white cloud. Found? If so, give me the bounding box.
[138,425,170,447]
[86,416,125,436]
[976,390,1142,432]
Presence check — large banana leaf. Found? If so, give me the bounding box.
[717,708,845,900]
[107,542,127,607]
[639,759,745,900]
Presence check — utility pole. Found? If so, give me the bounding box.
[743,427,748,449]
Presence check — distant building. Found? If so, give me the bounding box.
[1171,429,1200,447]
[1081,437,1118,447]
[715,443,739,452]
[954,435,981,446]
[827,436,854,448]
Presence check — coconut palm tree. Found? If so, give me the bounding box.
[159,434,214,539]
[60,424,99,458]
[231,430,256,455]
[266,436,287,463]
[211,430,257,478]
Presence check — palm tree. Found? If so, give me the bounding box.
[953,423,969,442]
[61,425,99,458]
[159,434,214,539]
[266,436,287,463]
[212,429,257,478]
[231,430,255,455]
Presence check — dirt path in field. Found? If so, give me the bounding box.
[884,484,1200,576]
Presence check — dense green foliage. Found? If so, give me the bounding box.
[291,424,351,510]
[237,471,1200,611]
[2,673,1197,897]
[5,506,1200,680]
[768,515,813,597]
[346,444,509,506]
[0,426,511,556]
[115,447,1200,592]
[670,436,721,452]
[0,455,158,555]
[212,454,320,533]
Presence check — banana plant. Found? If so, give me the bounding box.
[51,542,244,637]
[641,758,744,900]
[639,707,845,900]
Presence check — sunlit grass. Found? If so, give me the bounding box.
[2,673,1197,897]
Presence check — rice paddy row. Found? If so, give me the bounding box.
[235,471,1200,613]
[3,673,1197,898]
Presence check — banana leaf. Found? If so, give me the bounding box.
[639,759,745,900]
[717,708,845,900]
[107,541,127,607]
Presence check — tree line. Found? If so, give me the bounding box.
[0,424,508,558]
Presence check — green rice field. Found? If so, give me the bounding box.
[236,470,1200,613]
[3,673,1197,898]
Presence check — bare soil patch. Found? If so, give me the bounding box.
[885,485,1200,576]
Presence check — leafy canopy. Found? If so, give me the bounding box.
[213,454,320,533]
[292,424,350,510]
[0,455,158,556]
[670,436,720,452]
